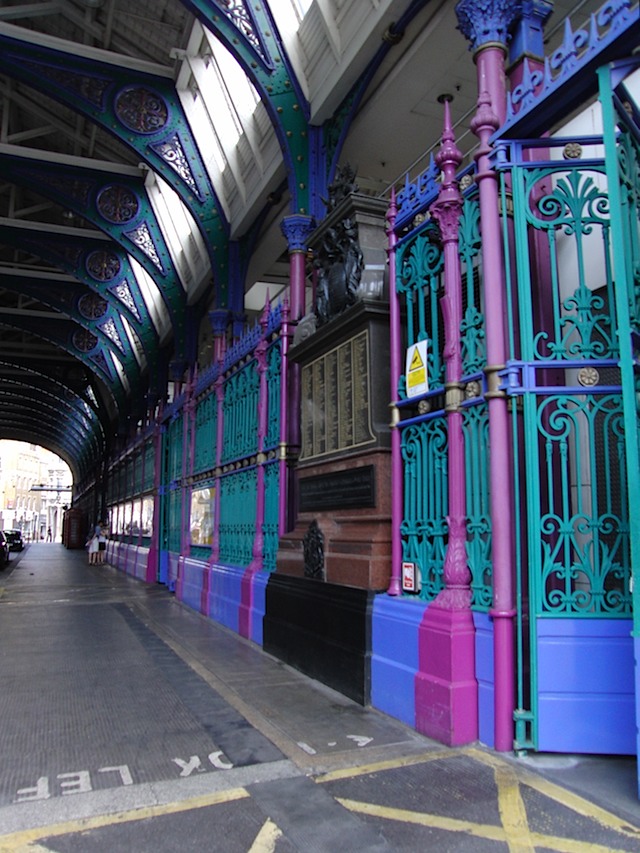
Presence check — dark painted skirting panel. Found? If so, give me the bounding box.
[263,574,374,705]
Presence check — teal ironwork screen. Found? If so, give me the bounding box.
[396,194,490,605]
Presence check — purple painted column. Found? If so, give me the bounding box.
[280,214,315,531]
[386,190,402,597]
[241,302,271,637]
[209,313,228,566]
[169,359,186,398]
[137,441,145,551]
[415,101,478,746]
[457,0,520,751]
[249,301,270,572]
[177,370,196,600]
[278,298,291,536]
[146,418,163,583]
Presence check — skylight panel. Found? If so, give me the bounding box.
[110,350,130,394]
[121,316,147,370]
[129,257,171,343]
[184,88,227,174]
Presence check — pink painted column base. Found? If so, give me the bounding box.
[145,545,157,584]
[415,604,478,746]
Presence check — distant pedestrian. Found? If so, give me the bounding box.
[98,526,107,564]
[86,526,100,565]
[46,527,52,542]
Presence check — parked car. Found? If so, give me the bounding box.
[5,529,24,551]
[0,532,9,568]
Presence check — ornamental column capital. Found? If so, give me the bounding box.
[168,359,187,383]
[280,214,315,253]
[208,309,229,337]
[455,0,523,54]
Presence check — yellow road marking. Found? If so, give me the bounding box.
[0,787,249,853]
[493,763,535,853]
[337,798,634,853]
[315,749,452,784]
[248,819,283,853]
[467,748,640,841]
[317,745,639,850]
[13,845,53,853]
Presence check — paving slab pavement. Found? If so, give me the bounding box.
[0,544,638,852]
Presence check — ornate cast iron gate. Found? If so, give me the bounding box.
[502,117,635,751]
[599,56,640,773]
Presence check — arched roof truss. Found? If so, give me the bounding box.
[0,356,107,481]
[0,220,161,375]
[0,21,232,300]
[0,146,190,359]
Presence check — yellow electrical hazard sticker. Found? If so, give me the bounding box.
[409,348,424,371]
[405,340,428,398]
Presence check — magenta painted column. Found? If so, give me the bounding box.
[386,190,402,596]
[280,214,315,531]
[415,100,478,746]
[457,0,520,751]
[472,93,515,753]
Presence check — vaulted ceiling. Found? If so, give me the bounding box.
[0,0,604,481]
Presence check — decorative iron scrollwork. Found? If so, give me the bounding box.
[303,520,325,580]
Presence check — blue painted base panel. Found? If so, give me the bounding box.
[208,563,243,634]
[371,595,426,727]
[474,611,495,749]
[108,542,148,581]
[166,553,179,592]
[158,550,169,586]
[537,618,635,755]
[180,559,205,614]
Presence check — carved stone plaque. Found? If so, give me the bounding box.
[300,330,375,460]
